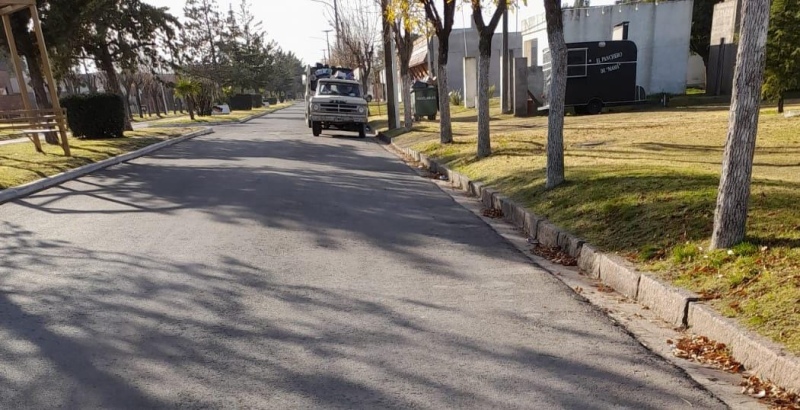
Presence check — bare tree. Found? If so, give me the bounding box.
[544,0,567,188]
[710,0,771,249]
[421,0,456,144]
[388,0,419,131]
[334,0,380,94]
[471,0,507,158]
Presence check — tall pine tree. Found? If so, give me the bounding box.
[763,0,800,113]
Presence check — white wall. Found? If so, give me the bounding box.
[521,0,694,95]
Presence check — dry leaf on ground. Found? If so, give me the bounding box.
[482,208,504,219]
[668,335,743,373]
[669,336,800,410]
[530,245,577,266]
[741,375,800,410]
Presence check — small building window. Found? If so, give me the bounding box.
[567,48,587,78]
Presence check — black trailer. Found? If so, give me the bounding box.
[541,40,647,115]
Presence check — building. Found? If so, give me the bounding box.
[706,0,740,95]
[521,0,695,96]
[407,26,523,97]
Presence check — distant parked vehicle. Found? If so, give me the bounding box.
[212,103,231,115]
[540,40,647,115]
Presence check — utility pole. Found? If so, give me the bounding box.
[334,0,340,38]
[381,0,399,130]
[501,8,511,114]
[323,29,333,64]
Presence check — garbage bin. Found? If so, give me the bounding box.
[412,85,438,121]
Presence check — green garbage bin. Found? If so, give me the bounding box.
[412,86,438,121]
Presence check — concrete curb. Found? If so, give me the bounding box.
[689,304,800,391]
[0,128,214,205]
[377,131,800,392]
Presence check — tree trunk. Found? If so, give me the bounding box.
[120,86,133,121]
[187,98,196,120]
[135,84,143,118]
[25,54,50,110]
[437,63,452,143]
[401,71,412,131]
[778,93,784,113]
[361,68,371,99]
[10,15,51,111]
[710,0,770,249]
[381,0,399,130]
[544,0,567,188]
[476,36,492,158]
[97,47,133,131]
[153,92,162,118]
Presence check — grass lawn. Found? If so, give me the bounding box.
[0,127,199,190]
[131,111,186,123]
[374,99,800,354]
[149,102,293,127]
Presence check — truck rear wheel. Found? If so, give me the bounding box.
[312,121,321,136]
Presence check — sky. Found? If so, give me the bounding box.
[143,0,613,66]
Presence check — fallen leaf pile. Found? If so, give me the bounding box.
[423,170,444,179]
[482,208,504,219]
[669,335,800,409]
[741,375,800,410]
[667,335,743,373]
[595,283,615,293]
[530,245,577,266]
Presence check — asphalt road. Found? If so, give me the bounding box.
[0,104,725,409]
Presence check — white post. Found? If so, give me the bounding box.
[464,57,477,108]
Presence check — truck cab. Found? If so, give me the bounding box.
[308,79,368,138]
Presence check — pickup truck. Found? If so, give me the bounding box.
[307,78,368,138]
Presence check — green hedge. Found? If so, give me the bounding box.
[229,94,253,111]
[266,97,278,105]
[252,94,264,108]
[60,93,125,139]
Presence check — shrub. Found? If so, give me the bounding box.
[449,89,463,106]
[229,94,253,111]
[60,93,125,139]
[488,84,496,97]
[266,97,278,105]
[251,94,264,108]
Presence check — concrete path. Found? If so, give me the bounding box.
[0,104,725,409]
